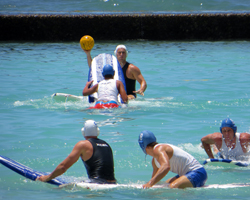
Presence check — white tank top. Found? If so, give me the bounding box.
[97,79,118,103]
[220,132,249,161]
[154,144,202,176]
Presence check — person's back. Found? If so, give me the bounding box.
[154,143,202,176]
[83,138,116,182]
[97,79,118,103]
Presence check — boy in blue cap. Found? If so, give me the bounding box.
[201,118,250,161]
[138,130,207,189]
[83,64,128,109]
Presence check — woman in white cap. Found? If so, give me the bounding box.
[37,120,116,184]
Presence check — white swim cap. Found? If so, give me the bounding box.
[114,45,128,57]
[81,120,100,137]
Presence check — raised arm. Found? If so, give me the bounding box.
[36,141,84,182]
[82,49,92,68]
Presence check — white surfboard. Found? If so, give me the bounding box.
[88,53,126,104]
[3,155,249,190]
[59,182,168,190]
[203,158,249,167]
[52,93,84,102]
[59,182,250,190]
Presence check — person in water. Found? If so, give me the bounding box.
[82,64,128,109]
[138,130,207,189]
[37,120,117,184]
[82,44,147,100]
[201,118,250,161]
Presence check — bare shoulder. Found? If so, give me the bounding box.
[75,140,92,149]
[154,144,172,153]
[128,63,141,72]
[208,132,222,139]
[212,132,222,138]
[240,132,250,140]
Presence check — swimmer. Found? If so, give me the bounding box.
[201,118,250,161]
[138,130,207,189]
[83,45,147,100]
[37,120,117,184]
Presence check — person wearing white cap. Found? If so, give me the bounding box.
[37,120,116,184]
[83,45,147,100]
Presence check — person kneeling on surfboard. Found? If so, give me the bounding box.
[37,120,117,184]
[138,130,207,189]
[82,64,128,109]
[201,118,250,161]
[83,45,147,100]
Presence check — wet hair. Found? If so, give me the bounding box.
[147,142,158,148]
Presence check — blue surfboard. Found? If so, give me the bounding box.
[203,158,249,167]
[0,155,68,186]
[88,53,126,104]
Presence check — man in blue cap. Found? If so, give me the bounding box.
[83,64,128,109]
[201,118,250,161]
[83,45,147,100]
[138,130,207,189]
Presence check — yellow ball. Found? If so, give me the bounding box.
[80,35,94,50]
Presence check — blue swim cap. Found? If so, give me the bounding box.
[102,64,114,76]
[220,118,237,134]
[138,130,156,154]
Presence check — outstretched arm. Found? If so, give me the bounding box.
[143,146,170,189]
[36,142,83,182]
[129,64,147,96]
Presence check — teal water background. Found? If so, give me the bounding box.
[1,41,250,199]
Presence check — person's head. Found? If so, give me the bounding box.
[114,45,128,59]
[102,64,115,77]
[220,118,237,138]
[81,120,100,138]
[138,130,157,154]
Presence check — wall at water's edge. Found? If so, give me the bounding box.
[0,14,250,41]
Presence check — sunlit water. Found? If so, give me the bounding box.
[1,40,250,199]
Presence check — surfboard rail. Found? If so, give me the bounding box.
[203,158,249,167]
[0,155,67,186]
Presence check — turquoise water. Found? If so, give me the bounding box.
[1,41,250,199]
[1,0,250,14]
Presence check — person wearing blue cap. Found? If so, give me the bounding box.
[83,45,147,100]
[138,130,207,189]
[82,64,128,109]
[201,118,250,161]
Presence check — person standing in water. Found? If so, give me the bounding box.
[82,44,147,100]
